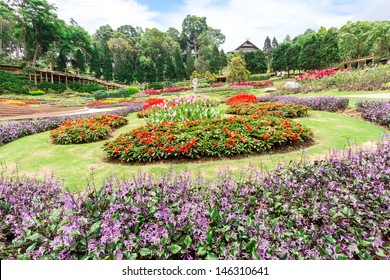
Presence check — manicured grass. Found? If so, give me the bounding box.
[0,109,387,191]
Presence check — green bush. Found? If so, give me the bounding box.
[126,86,140,96]
[69,82,102,93]
[249,74,271,81]
[37,81,66,93]
[94,90,109,100]
[51,83,67,93]
[197,83,211,88]
[173,81,190,87]
[28,90,45,96]
[0,70,31,94]
[148,82,164,90]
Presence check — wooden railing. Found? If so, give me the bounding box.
[0,65,125,90]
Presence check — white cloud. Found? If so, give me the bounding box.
[161,0,387,51]
[50,0,160,34]
[49,0,388,51]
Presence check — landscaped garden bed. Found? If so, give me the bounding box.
[50,114,128,144]
[226,102,309,118]
[356,100,390,127]
[103,115,313,162]
[1,137,388,260]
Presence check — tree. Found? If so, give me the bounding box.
[208,44,221,74]
[185,50,195,78]
[101,42,113,81]
[271,43,289,72]
[72,49,85,73]
[10,0,64,65]
[286,43,302,74]
[299,34,322,71]
[181,15,208,58]
[244,50,267,74]
[155,54,164,82]
[219,49,227,68]
[174,48,187,80]
[369,21,390,61]
[284,34,291,43]
[165,53,176,81]
[226,56,250,83]
[263,36,272,70]
[89,43,102,78]
[319,27,340,68]
[271,37,279,50]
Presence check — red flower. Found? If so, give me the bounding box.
[262,134,269,141]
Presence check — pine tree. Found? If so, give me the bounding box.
[135,55,144,83]
[72,49,86,73]
[263,36,272,70]
[299,34,322,71]
[114,57,126,82]
[208,45,221,74]
[123,52,134,84]
[185,51,195,78]
[174,48,187,80]
[101,43,113,81]
[155,54,165,82]
[89,44,102,78]
[165,53,177,81]
[219,49,227,68]
[272,37,279,50]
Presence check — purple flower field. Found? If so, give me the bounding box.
[356,100,390,127]
[0,103,144,145]
[258,96,349,112]
[1,136,389,260]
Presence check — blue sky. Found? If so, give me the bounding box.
[50,0,389,51]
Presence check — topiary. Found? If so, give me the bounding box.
[125,87,140,97]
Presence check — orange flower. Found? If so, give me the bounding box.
[262,134,269,141]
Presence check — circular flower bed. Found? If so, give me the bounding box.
[50,114,128,144]
[226,93,258,105]
[103,116,313,162]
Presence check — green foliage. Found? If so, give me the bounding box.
[204,71,217,83]
[174,48,187,80]
[165,53,177,81]
[249,74,271,81]
[244,50,267,74]
[126,86,140,96]
[0,71,30,94]
[68,82,102,93]
[226,56,250,83]
[28,90,45,96]
[94,90,109,100]
[148,82,164,90]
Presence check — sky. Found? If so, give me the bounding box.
[49,0,389,51]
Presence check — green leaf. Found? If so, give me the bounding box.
[287,220,293,228]
[171,244,181,254]
[337,255,348,260]
[26,243,37,253]
[139,248,152,256]
[89,221,101,234]
[26,233,40,241]
[246,239,257,253]
[317,245,329,256]
[211,208,219,222]
[376,249,385,257]
[50,209,61,221]
[249,196,255,203]
[161,236,168,245]
[252,252,261,260]
[183,236,192,248]
[197,247,207,256]
[206,253,218,260]
[359,240,371,247]
[329,209,336,217]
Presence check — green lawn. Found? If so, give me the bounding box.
[0,109,387,191]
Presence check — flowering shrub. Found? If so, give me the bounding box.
[1,137,389,260]
[162,86,191,93]
[229,81,253,87]
[142,98,164,110]
[356,100,390,127]
[227,102,309,118]
[142,88,162,95]
[50,114,128,144]
[295,69,345,81]
[253,80,273,88]
[225,93,258,105]
[257,96,349,112]
[103,116,313,162]
[0,103,143,145]
[297,66,390,92]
